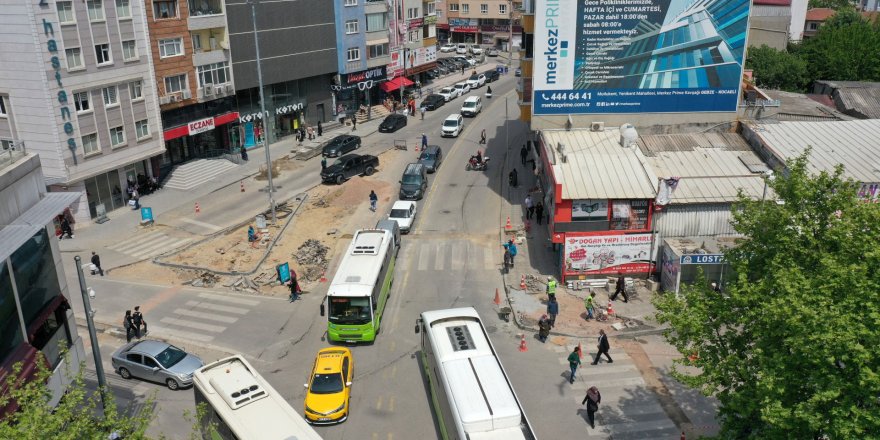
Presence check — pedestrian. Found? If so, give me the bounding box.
[240,146,248,161]
[546,276,557,300]
[288,268,302,302]
[584,292,595,320]
[321,157,327,170]
[592,329,613,365]
[421,133,428,150]
[502,248,512,273]
[123,310,134,342]
[480,129,486,145]
[520,144,528,166]
[547,295,559,327]
[351,114,357,131]
[535,201,544,225]
[317,121,323,136]
[538,315,551,343]
[420,105,426,120]
[63,208,76,236]
[307,125,315,140]
[524,194,534,219]
[582,386,602,429]
[248,225,261,248]
[610,271,629,303]
[60,216,73,239]
[508,168,518,188]
[461,65,465,75]
[132,189,140,210]
[568,347,582,384]
[132,306,147,339]
[369,190,378,212]
[91,251,104,276]
[503,239,517,267]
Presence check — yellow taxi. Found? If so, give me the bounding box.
[303,347,353,424]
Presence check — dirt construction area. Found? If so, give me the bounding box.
[112,150,403,298]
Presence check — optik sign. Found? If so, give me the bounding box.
[535,0,575,89]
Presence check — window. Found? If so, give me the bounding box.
[122,40,137,60]
[366,13,387,31]
[95,44,111,65]
[158,38,183,58]
[81,133,99,155]
[129,80,143,100]
[196,62,230,87]
[57,1,75,23]
[345,19,359,34]
[136,119,150,139]
[1,139,13,150]
[109,126,125,146]
[426,2,435,14]
[192,34,202,52]
[480,3,488,13]
[102,86,118,106]
[153,0,177,18]
[368,43,389,58]
[448,3,459,11]
[344,0,357,5]
[87,0,105,21]
[462,4,469,13]
[0,96,6,116]
[164,74,187,93]
[346,47,361,62]
[73,92,90,112]
[809,22,819,30]
[499,3,507,14]
[407,7,419,19]
[65,48,83,70]
[408,30,420,43]
[116,0,131,17]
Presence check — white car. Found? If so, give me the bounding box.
[440,43,456,53]
[441,114,464,138]
[465,74,486,89]
[453,56,477,67]
[453,82,470,96]
[437,86,460,101]
[455,43,468,54]
[460,96,483,117]
[388,201,417,233]
[470,45,483,55]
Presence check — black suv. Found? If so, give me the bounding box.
[421,94,446,111]
[483,69,500,83]
[322,135,361,158]
[321,154,379,184]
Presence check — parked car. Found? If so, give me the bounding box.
[486,48,499,57]
[453,82,471,96]
[440,43,456,53]
[483,69,500,83]
[111,340,203,390]
[378,114,407,133]
[466,74,486,89]
[460,96,483,117]
[304,347,354,424]
[388,200,417,233]
[470,44,483,55]
[515,67,522,77]
[418,145,443,173]
[321,154,379,184]
[453,56,477,67]
[421,94,446,111]
[399,163,428,200]
[441,113,464,138]
[322,134,361,157]
[455,43,468,54]
[437,86,460,101]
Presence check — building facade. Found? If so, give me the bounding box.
[442,0,519,46]
[389,0,438,85]
[0,0,165,221]
[750,0,792,50]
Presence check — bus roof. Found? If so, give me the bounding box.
[193,355,322,440]
[327,229,392,298]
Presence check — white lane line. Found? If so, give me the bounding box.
[451,241,465,271]
[107,232,166,252]
[147,325,215,342]
[184,300,249,315]
[197,292,260,306]
[159,317,227,333]
[173,308,239,323]
[129,238,191,258]
[433,242,445,271]
[180,217,223,232]
[417,242,431,271]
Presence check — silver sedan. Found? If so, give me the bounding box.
[111,340,203,390]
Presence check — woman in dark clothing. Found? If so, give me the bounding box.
[582,386,601,428]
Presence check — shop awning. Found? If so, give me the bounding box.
[380,77,414,93]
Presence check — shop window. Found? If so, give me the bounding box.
[610,199,649,230]
[0,264,24,363]
[82,133,99,155]
[123,40,138,61]
[154,0,177,19]
[87,0,105,21]
[11,229,63,326]
[116,0,131,18]
[136,119,150,139]
[30,306,72,369]
[95,43,112,65]
[74,91,91,113]
[65,48,83,70]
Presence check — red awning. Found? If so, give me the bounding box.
[380,77,414,93]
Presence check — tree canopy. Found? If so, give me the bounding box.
[654,153,880,439]
[745,45,810,91]
[808,0,856,9]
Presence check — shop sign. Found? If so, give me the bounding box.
[342,66,386,87]
[448,18,474,26]
[563,233,654,274]
[571,199,608,221]
[36,6,78,163]
[481,25,510,32]
[408,18,424,30]
[275,102,305,115]
[188,117,215,135]
[451,26,479,33]
[680,254,724,265]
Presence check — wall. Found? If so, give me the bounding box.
[0,154,45,227]
[653,204,739,239]
[145,0,197,108]
[749,15,790,50]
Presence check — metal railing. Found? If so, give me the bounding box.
[0,141,27,172]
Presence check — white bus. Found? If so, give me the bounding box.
[320,229,396,343]
[193,355,322,440]
[414,307,537,440]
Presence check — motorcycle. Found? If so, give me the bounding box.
[466,156,490,171]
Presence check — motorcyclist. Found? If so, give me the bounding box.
[476,150,483,165]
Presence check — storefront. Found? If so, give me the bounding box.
[660,237,736,294]
[333,66,387,122]
[449,18,479,43]
[236,81,313,145]
[73,158,153,218]
[161,112,239,168]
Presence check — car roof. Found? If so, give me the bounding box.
[422,145,441,153]
[445,113,462,120]
[455,82,467,87]
[386,114,404,119]
[464,96,480,103]
[404,163,424,174]
[127,340,171,357]
[314,347,350,372]
[391,200,416,210]
[440,86,454,91]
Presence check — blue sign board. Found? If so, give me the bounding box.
[140,207,153,222]
[532,0,750,115]
[277,262,291,283]
[680,254,725,265]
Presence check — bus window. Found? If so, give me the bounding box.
[329,297,371,324]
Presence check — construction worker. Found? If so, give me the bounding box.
[546,276,557,299]
[584,292,596,320]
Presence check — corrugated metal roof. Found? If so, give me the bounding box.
[834,88,880,119]
[0,192,81,262]
[638,132,752,155]
[541,129,657,200]
[750,120,880,182]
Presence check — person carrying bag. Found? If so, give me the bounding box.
[582,386,601,429]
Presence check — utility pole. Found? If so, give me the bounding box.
[508,0,514,66]
[249,0,277,224]
[74,256,107,411]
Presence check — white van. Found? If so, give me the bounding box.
[441,114,464,137]
[460,96,482,117]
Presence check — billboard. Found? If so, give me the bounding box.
[563,233,655,275]
[533,0,750,115]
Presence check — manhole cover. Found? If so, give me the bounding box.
[441,210,451,214]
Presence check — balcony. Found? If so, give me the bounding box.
[187,0,225,31]
[193,47,229,66]
[197,83,235,102]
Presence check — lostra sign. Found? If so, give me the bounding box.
[188,117,215,135]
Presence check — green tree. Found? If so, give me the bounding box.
[801,12,880,82]
[745,44,810,91]
[654,153,880,439]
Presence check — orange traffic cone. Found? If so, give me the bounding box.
[240,181,245,192]
[414,143,419,152]
[520,274,526,290]
[195,202,200,214]
[505,216,512,230]
[518,334,528,352]
[577,342,583,360]
[494,288,502,305]
[607,301,615,317]
[319,269,328,283]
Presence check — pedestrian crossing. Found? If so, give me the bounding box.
[149,292,260,343]
[405,239,501,272]
[105,230,192,260]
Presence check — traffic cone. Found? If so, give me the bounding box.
[319,269,328,283]
[520,274,526,290]
[518,334,528,352]
[195,202,200,214]
[494,288,502,305]
[414,144,419,152]
[240,181,245,192]
[577,342,583,360]
[505,216,512,230]
[607,301,615,317]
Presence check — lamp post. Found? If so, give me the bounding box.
[248,0,277,224]
[508,0,513,66]
[400,47,408,106]
[74,255,107,410]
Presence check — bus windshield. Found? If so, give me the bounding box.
[328,297,372,324]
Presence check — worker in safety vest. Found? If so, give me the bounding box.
[546,276,557,299]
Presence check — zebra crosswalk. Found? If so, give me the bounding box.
[105,231,192,260]
[149,292,260,343]
[406,239,500,272]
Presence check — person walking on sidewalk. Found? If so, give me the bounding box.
[508,168,518,188]
[321,157,327,170]
[421,133,428,150]
[610,271,629,302]
[307,125,315,140]
[503,240,517,267]
[547,296,559,328]
[584,292,595,320]
[132,306,147,339]
[479,129,487,145]
[538,315,551,343]
[524,194,534,219]
[288,268,302,302]
[369,190,378,212]
[582,386,602,428]
[351,115,357,131]
[520,144,528,166]
[123,310,134,343]
[592,329,613,365]
[420,105,426,120]
[568,347,582,384]
[317,121,323,137]
[91,251,104,276]
[535,201,545,225]
[546,276,557,300]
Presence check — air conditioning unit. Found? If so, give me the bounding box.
[182,90,192,100]
[169,94,178,103]
[159,96,171,105]
[214,85,222,95]
[225,84,233,93]
[203,86,213,96]
[590,121,605,132]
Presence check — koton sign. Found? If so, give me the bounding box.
[188,117,215,135]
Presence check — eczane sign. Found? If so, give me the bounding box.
[188,117,215,135]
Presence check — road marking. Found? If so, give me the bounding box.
[108,231,166,253]
[417,243,431,271]
[180,217,223,232]
[130,238,192,258]
[433,242,446,270]
[185,300,249,315]
[375,396,383,410]
[391,365,397,378]
[173,308,239,323]
[147,325,215,342]
[159,317,227,333]
[139,285,182,315]
[389,340,396,353]
[388,396,395,412]
[451,242,465,271]
[197,292,260,306]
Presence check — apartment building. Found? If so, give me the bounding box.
[388,0,438,86]
[441,0,521,48]
[143,0,240,174]
[0,0,164,221]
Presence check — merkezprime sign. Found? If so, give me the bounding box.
[533,0,751,115]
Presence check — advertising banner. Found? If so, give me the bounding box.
[571,199,608,220]
[564,233,654,274]
[533,0,750,115]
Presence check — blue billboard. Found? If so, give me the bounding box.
[533,0,750,115]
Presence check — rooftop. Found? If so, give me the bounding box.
[759,89,851,122]
[833,87,880,119]
[805,8,835,21]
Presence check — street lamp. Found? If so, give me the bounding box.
[508,0,513,66]
[248,0,277,224]
[74,255,107,410]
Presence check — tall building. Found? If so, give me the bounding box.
[0,151,86,416]
[143,0,240,175]
[0,0,165,221]
[388,0,438,87]
[225,0,337,145]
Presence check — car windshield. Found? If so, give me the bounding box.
[440,88,453,93]
[468,75,479,81]
[328,296,371,324]
[419,152,435,160]
[443,119,459,127]
[390,209,410,218]
[454,84,465,89]
[328,137,345,146]
[154,346,187,369]
[332,158,349,167]
[402,175,421,184]
[464,102,475,108]
[310,373,344,394]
